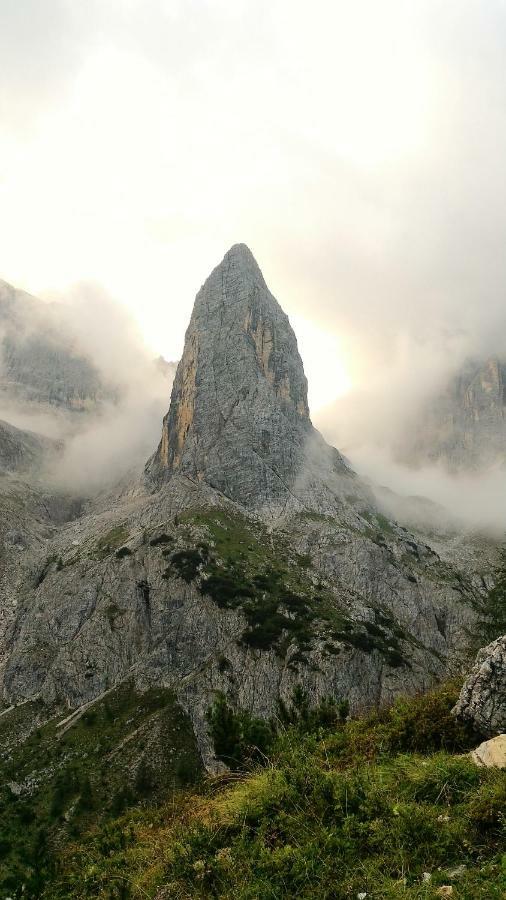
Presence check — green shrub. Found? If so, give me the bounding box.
[478,546,506,642]
[468,777,506,836]
[207,693,274,769]
[149,533,174,546]
[115,546,132,559]
[166,547,208,582]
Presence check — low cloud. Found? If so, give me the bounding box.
[0,280,174,494]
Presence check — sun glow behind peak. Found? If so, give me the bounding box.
[291,314,352,414]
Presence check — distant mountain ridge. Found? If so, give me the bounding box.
[400,356,506,471]
[0,279,112,416]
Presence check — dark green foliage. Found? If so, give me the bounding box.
[478,546,506,642]
[166,546,208,582]
[134,760,154,797]
[174,754,199,786]
[278,686,348,732]
[207,693,274,769]
[149,532,174,546]
[201,565,255,605]
[82,709,97,727]
[76,776,94,813]
[50,768,78,818]
[115,546,132,558]
[0,683,202,895]
[110,786,134,817]
[15,800,36,826]
[208,690,349,770]
[468,776,506,835]
[334,681,480,761]
[333,617,409,667]
[201,560,315,652]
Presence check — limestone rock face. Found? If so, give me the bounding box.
[453,635,506,736]
[0,419,59,475]
[0,279,109,415]
[401,357,506,471]
[146,244,351,512]
[0,245,491,770]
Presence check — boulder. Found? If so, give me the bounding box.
[470,734,506,768]
[453,635,506,736]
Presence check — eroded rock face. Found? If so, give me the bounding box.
[146,244,352,512]
[453,635,506,737]
[0,279,108,414]
[0,245,490,769]
[0,419,59,475]
[400,356,506,471]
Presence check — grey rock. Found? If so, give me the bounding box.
[146,244,358,516]
[0,418,60,475]
[0,279,110,414]
[453,635,506,736]
[0,245,490,769]
[400,356,506,471]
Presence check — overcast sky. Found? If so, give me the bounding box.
[2,1,506,415]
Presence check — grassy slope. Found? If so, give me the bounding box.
[1,508,501,897]
[0,684,201,897]
[43,684,506,900]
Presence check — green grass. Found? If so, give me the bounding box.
[0,683,201,896]
[92,525,130,560]
[40,683,506,900]
[155,508,414,664]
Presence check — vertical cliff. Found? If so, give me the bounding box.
[146,243,350,509]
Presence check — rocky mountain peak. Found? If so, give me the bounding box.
[146,244,351,509]
[398,354,506,471]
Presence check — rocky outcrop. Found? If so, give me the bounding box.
[453,635,506,736]
[0,279,109,414]
[146,244,355,515]
[470,734,506,768]
[400,356,506,471]
[0,419,59,475]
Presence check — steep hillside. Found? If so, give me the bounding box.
[0,246,488,759]
[0,245,501,898]
[6,683,505,899]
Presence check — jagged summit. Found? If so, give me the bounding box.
[146,244,351,510]
[219,242,268,288]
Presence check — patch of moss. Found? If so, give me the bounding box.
[92,525,130,560]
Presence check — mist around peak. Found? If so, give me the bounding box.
[0,279,176,495]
